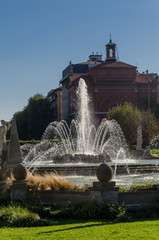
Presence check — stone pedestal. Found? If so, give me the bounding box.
[10,163,28,201]
[10,180,28,201]
[90,181,119,204]
[90,163,119,204]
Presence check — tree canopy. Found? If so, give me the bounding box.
[108,102,159,147]
[13,94,54,140]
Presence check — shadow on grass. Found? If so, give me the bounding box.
[37,221,109,234]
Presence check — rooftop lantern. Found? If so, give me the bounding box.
[105,35,117,62]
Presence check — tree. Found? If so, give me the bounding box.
[13,94,54,140]
[141,112,159,146]
[108,102,159,148]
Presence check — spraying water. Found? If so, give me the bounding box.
[23,78,129,169]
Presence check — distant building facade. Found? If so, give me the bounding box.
[47,87,62,121]
[59,38,159,122]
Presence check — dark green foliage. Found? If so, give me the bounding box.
[100,202,126,220]
[52,202,126,220]
[1,200,159,227]
[0,205,41,227]
[60,202,100,219]
[13,201,126,221]
[23,202,55,219]
[13,94,54,140]
[0,183,10,207]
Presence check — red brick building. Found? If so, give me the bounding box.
[47,87,62,121]
[60,38,159,123]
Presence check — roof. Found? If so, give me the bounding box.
[47,87,62,96]
[69,75,94,86]
[136,74,156,83]
[92,61,136,69]
[76,60,103,65]
[106,39,116,46]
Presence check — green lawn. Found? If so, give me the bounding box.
[0,220,159,240]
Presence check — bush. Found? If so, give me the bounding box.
[23,202,55,219]
[0,205,41,227]
[100,202,126,220]
[52,202,126,220]
[129,184,153,191]
[63,202,100,219]
[0,182,10,207]
[108,102,159,147]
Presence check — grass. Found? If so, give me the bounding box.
[0,219,159,240]
[0,205,40,227]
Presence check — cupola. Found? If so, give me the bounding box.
[105,36,117,62]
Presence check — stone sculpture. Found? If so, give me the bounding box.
[10,163,28,201]
[136,125,143,150]
[0,120,6,152]
[6,118,22,171]
[90,163,119,204]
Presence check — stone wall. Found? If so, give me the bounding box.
[27,190,91,206]
[119,190,159,210]
[20,188,159,210]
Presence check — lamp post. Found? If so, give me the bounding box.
[146,70,151,146]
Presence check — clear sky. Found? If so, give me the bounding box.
[0,0,159,121]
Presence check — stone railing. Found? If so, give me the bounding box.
[9,163,159,210]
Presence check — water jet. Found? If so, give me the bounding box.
[21,78,159,189]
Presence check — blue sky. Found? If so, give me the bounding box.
[0,0,159,121]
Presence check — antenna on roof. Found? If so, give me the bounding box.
[110,33,112,43]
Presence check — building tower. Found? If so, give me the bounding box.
[105,36,117,62]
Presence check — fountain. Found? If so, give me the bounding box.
[21,78,159,189]
[1,79,158,208]
[23,78,129,169]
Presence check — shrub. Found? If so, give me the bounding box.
[100,201,126,220]
[22,202,55,219]
[129,184,153,191]
[0,182,10,207]
[0,205,41,227]
[108,102,142,147]
[52,202,126,220]
[108,102,159,147]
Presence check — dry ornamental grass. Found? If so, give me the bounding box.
[4,170,80,192]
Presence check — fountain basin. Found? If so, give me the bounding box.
[52,153,111,164]
[27,158,159,176]
[33,163,159,176]
[65,173,159,189]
